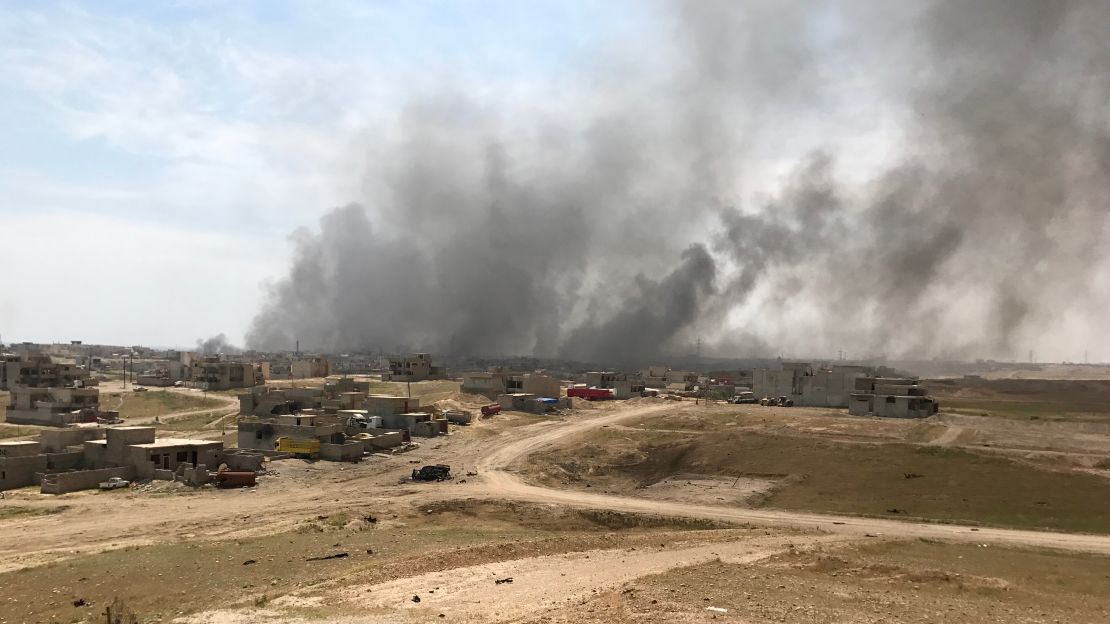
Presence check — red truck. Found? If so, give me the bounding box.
[567,387,613,401]
[481,403,502,416]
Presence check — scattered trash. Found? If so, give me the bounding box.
[495,577,514,585]
[864,533,878,538]
[242,559,257,566]
[364,515,378,524]
[707,606,728,613]
[466,471,478,477]
[832,521,845,525]
[886,508,904,514]
[72,598,87,607]
[412,465,452,481]
[306,552,349,562]
[904,473,924,479]
[412,595,421,603]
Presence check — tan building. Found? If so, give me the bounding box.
[2,426,222,493]
[382,353,446,382]
[461,370,561,399]
[189,356,264,390]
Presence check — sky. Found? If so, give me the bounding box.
[4,1,1104,364]
[0,0,642,348]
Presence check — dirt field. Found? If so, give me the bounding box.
[3,382,1110,622]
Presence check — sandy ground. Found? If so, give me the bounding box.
[6,395,1110,622]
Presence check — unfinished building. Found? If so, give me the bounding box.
[752,363,871,408]
[849,377,939,418]
[382,353,446,382]
[1,353,115,426]
[0,426,223,493]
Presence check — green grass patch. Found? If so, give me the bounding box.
[940,397,1110,422]
[0,506,66,521]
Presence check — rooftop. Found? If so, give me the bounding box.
[131,438,221,449]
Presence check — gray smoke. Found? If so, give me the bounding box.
[247,0,1110,365]
[196,334,241,356]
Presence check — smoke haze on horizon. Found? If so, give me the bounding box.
[246,0,1110,367]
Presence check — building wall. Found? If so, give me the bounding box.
[521,374,561,398]
[460,373,508,398]
[41,466,135,495]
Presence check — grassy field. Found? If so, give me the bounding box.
[529,427,1110,533]
[928,378,1110,422]
[98,390,226,420]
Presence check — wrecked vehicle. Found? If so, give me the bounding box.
[412,464,452,481]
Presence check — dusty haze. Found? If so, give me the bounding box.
[246,0,1110,366]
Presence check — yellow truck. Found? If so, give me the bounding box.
[274,436,320,459]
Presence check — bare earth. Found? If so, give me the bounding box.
[3,394,1110,622]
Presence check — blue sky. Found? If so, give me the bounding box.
[0,0,643,347]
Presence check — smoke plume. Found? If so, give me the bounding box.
[196,334,241,356]
[248,0,1110,365]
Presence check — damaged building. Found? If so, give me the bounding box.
[381,353,447,382]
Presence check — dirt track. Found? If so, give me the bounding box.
[468,402,1110,556]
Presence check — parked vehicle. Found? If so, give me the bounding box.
[778,396,794,407]
[173,380,185,387]
[480,404,502,417]
[98,477,130,490]
[728,391,758,404]
[275,436,320,459]
[412,464,452,481]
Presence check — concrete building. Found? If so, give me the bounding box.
[752,363,871,408]
[382,353,446,382]
[1,426,222,493]
[239,386,326,417]
[463,370,562,399]
[1,353,111,426]
[613,378,647,399]
[189,356,264,391]
[583,371,620,389]
[848,377,938,419]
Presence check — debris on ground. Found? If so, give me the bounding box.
[495,577,514,585]
[306,552,349,562]
[242,559,257,566]
[412,595,421,603]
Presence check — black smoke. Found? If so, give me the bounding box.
[247,0,1110,365]
[196,334,241,356]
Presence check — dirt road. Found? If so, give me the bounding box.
[471,402,1110,556]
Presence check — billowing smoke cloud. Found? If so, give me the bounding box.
[196,334,241,356]
[248,0,1110,365]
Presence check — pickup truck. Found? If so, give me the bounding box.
[99,477,130,490]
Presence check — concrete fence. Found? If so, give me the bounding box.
[40,465,136,494]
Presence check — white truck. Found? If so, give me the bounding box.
[98,477,130,490]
